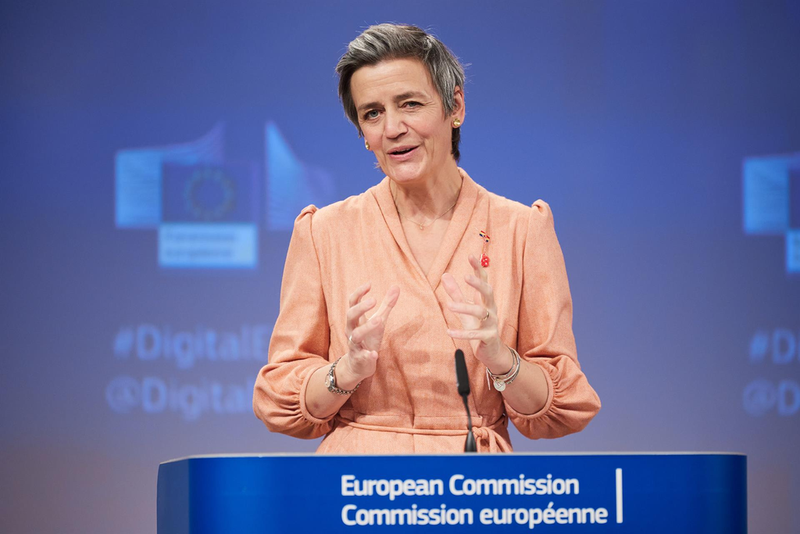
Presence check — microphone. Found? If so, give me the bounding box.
[454,349,477,452]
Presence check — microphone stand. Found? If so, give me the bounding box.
[460,394,477,453]
[454,349,477,452]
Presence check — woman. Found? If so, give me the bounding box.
[253,23,600,453]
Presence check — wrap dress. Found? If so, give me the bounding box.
[253,169,600,452]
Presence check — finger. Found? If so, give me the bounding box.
[468,254,488,283]
[467,255,490,307]
[348,282,372,308]
[379,285,400,321]
[441,272,467,303]
[372,285,400,322]
[350,315,383,345]
[446,328,494,341]
[346,297,376,329]
[447,301,492,320]
[464,273,496,309]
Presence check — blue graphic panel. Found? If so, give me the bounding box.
[743,153,800,274]
[791,169,800,229]
[162,163,259,224]
[158,223,258,269]
[115,124,225,228]
[787,230,800,273]
[742,156,792,234]
[265,122,336,231]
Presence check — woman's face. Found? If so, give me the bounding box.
[350,58,464,186]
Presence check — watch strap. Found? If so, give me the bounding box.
[326,357,361,395]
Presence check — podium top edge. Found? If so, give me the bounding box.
[159,451,747,465]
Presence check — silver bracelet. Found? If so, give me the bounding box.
[325,357,361,395]
[486,346,521,392]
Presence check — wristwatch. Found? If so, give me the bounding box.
[486,346,521,392]
[326,357,361,395]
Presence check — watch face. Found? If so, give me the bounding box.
[325,373,334,389]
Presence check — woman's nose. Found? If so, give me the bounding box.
[383,109,407,139]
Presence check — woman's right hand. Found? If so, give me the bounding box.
[340,282,400,384]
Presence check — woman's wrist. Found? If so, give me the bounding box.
[484,343,515,375]
[336,353,366,390]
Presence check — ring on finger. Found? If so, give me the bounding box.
[481,308,490,322]
[348,334,362,350]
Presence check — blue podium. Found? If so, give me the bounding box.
[157,453,746,533]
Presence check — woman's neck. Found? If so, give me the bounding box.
[390,163,463,221]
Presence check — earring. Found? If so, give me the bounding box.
[452,118,461,128]
[365,140,370,150]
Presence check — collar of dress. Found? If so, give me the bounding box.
[371,168,482,290]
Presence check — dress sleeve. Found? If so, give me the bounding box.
[506,200,601,439]
[252,205,336,439]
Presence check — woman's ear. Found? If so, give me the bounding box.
[452,86,466,125]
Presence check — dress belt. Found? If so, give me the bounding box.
[333,414,508,452]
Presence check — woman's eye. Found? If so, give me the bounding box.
[364,110,380,120]
[404,101,421,108]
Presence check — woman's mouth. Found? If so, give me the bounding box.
[388,146,418,159]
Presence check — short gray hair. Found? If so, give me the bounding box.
[336,23,466,161]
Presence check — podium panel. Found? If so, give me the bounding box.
[157,453,746,533]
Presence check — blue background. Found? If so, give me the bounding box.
[1,1,799,532]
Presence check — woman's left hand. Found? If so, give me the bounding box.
[442,255,511,373]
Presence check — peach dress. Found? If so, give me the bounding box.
[253,169,600,453]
